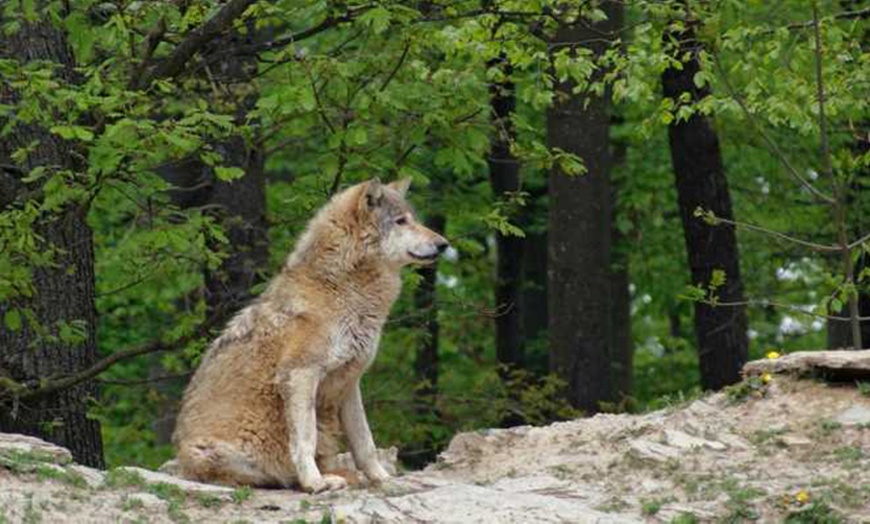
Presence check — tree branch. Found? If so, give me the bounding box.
[133,0,258,89]
[0,315,223,402]
[703,212,842,252]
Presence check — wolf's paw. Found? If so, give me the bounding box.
[365,463,391,485]
[303,474,348,494]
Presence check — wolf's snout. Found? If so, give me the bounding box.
[435,238,449,254]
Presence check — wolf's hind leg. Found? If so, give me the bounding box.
[177,439,281,487]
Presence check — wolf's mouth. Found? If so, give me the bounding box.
[408,251,439,262]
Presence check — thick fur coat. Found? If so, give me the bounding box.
[173,178,447,493]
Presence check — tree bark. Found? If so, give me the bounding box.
[488,55,524,371]
[0,13,104,467]
[610,137,633,400]
[152,29,268,445]
[547,2,623,413]
[662,11,749,390]
[408,214,444,466]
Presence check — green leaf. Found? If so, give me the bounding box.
[214,166,245,181]
[4,309,22,331]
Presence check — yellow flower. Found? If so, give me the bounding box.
[761,372,772,384]
[766,351,781,359]
[796,490,810,504]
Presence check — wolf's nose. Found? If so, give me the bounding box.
[436,239,449,254]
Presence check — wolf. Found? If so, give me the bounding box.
[172,178,448,493]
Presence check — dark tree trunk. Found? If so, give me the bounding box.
[610,138,633,400]
[520,212,548,376]
[413,214,445,409]
[828,4,869,350]
[152,31,268,445]
[662,12,749,390]
[547,2,623,413]
[488,54,524,371]
[0,13,104,467]
[408,214,444,466]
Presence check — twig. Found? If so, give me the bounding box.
[379,43,410,92]
[707,214,841,252]
[700,298,870,322]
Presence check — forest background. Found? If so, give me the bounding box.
[1,0,868,470]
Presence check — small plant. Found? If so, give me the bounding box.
[104,468,146,488]
[784,501,845,523]
[856,381,870,397]
[34,465,87,488]
[832,446,864,468]
[231,485,253,505]
[670,513,699,524]
[724,376,769,404]
[120,495,145,512]
[641,497,668,516]
[819,420,842,434]
[196,493,224,508]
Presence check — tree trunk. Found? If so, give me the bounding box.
[662,12,749,390]
[0,13,104,467]
[547,2,623,413]
[152,30,268,445]
[520,207,548,375]
[610,137,633,400]
[409,214,444,466]
[488,54,524,371]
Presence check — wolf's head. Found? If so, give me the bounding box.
[355,178,448,267]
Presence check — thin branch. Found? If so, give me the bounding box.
[1,315,222,402]
[379,42,410,92]
[712,55,836,204]
[699,298,870,322]
[706,213,842,252]
[848,230,870,251]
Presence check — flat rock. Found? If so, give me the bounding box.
[663,429,727,451]
[116,466,234,495]
[628,439,681,462]
[835,405,870,426]
[334,482,641,523]
[68,464,105,488]
[743,350,870,379]
[779,435,813,447]
[0,433,72,464]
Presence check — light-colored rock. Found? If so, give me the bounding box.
[663,429,727,451]
[743,349,870,378]
[335,447,399,476]
[334,482,641,523]
[125,491,168,510]
[116,466,234,495]
[779,435,813,447]
[0,432,72,464]
[628,439,681,462]
[69,464,105,488]
[835,405,870,426]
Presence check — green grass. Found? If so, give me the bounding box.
[231,485,253,505]
[103,468,146,488]
[34,465,87,488]
[195,493,224,508]
[670,513,699,524]
[784,501,845,524]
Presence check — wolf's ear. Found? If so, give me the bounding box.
[388,177,411,197]
[362,178,384,209]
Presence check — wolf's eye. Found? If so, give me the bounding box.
[395,216,408,225]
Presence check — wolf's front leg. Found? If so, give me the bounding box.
[341,381,391,484]
[281,368,348,493]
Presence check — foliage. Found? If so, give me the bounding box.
[0,0,868,469]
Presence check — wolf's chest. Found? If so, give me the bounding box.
[327,313,384,369]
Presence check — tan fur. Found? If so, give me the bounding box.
[173,178,447,493]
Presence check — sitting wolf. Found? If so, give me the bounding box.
[173,178,448,493]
